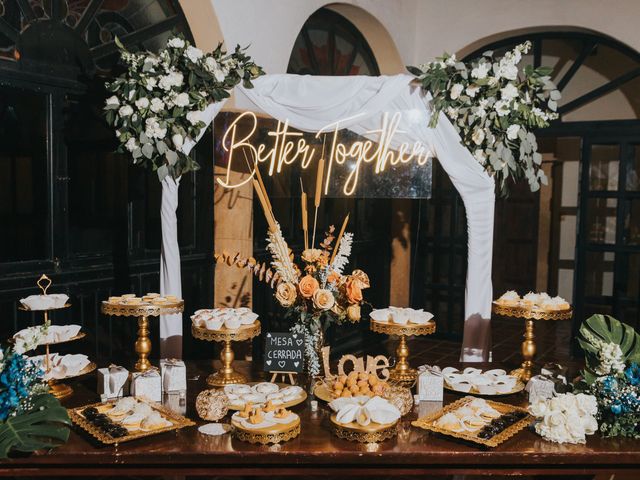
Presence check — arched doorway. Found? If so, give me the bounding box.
[417,30,640,346]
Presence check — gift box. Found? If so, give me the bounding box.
[417,365,444,402]
[131,369,162,402]
[97,364,129,401]
[526,363,568,403]
[160,358,187,392]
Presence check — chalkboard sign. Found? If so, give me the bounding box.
[263,332,304,373]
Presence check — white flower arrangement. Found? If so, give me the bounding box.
[529,393,598,444]
[408,41,560,195]
[104,34,263,181]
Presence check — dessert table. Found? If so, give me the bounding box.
[2,361,640,477]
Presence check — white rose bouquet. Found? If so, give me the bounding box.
[104,34,264,181]
[408,41,560,195]
[529,392,598,444]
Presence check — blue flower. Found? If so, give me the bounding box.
[602,376,618,393]
[611,402,623,415]
[624,363,640,386]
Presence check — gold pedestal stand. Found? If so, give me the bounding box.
[192,321,261,386]
[101,300,184,372]
[18,274,95,399]
[370,319,436,387]
[492,302,572,382]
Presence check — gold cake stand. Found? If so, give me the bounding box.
[329,414,399,443]
[370,319,436,387]
[192,321,261,386]
[101,299,184,372]
[231,414,300,445]
[492,302,573,382]
[18,274,94,399]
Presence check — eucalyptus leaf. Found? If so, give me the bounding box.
[166,150,178,166]
[141,143,154,159]
[157,164,169,181]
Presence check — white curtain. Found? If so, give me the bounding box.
[160,74,495,361]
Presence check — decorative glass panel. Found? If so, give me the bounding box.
[627,145,640,191]
[624,199,640,245]
[589,144,619,190]
[587,197,617,244]
[584,251,615,297]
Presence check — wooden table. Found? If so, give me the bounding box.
[2,361,640,477]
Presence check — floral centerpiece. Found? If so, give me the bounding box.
[408,41,560,194]
[214,162,370,377]
[104,34,264,181]
[574,314,640,438]
[0,339,71,458]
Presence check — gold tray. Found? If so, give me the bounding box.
[192,321,261,342]
[411,396,531,448]
[231,414,300,444]
[329,414,398,443]
[313,382,333,402]
[444,379,526,397]
[68,398,195,446]
[101,300,185,318]
[226,382,307,410]
[491,302,572,321]
[370,319,436,336]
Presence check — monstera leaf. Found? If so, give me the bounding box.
[0,393,71,458]
[577,314,640,382]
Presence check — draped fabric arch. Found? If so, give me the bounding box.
[160,73,495,362]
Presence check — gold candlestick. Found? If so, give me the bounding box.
[192,321,261,386]
[370,319,436,387]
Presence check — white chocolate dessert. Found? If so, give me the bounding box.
[106,293,182,306]
[223,382,304,408]
[191,307,259,331]
[433,397,501,433]
[20,293,69,310]
[442,367,519,395]
[495,290,570,312]
[329,395,401,427]
[82,397,174,434]
[28,353,91,380]
[495,290,520,306]
[370,307,434,325]
[14,324,82,346]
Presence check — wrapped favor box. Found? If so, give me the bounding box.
[526,363,568,403]
[160,358,187,392]
[131,369,162,402]
[97,365,129,400]
[417,365,444,402]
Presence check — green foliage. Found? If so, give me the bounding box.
[0,393,71,458]
[578,314,640,379]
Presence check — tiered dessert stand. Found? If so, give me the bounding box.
[192,321,261,386]
[19,275,95,399]
[101,298,184,372]
[370,318,436,386]
[492,302,573,382]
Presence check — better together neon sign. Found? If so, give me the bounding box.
[216,111,434,196]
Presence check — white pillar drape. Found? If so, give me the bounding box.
[159,74,495,361]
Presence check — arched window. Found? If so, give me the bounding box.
[287,8,379,76]
[0,1,213,361]
[417,31,640,342]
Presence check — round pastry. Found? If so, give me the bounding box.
[242,393,267,404]
[224,384,252,395]
[224,317,242,330]
[252,382,280,394]
[196,389,230,421]
[279,385,303,397]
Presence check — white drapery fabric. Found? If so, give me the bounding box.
[159,74,495,361]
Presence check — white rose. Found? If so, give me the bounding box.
[150,98,165,113]
[471,62,490,79]
[158,74,173,91]
[445,55,456,67]
[574,393,598,416]
[528,398,548,418]
[125,137,137,152]
[185,45,203,63]
[167,37,185,48]
[473,149,486,164]
[135,97,149,109]
[118,105,133,117]
[213,67,226,82]
[496,62,518,80]
[172,133,184,149]
[155,126,167,139]
[106,95,119,106]
[204,57,218,72]
[500,83,519,102]
[174,92,190,108]
[450,83,464,100]
[186,110,203,125]
[145,77,157,91]
[494,99,510,117]
[506,124,520,140]
[465,85,479,98]
[471,128,485,145]
[170,71,184,88]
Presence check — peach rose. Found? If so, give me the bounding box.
[312,289,335,311]
[345,277,363,304]
[275,282,297,307]
[301,248,322,263]
[298,275,319,298]
[351,269,370,289]
[346,304,361,322]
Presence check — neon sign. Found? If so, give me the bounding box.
[216,111,434,197]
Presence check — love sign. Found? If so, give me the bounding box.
[263,332,304,373]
